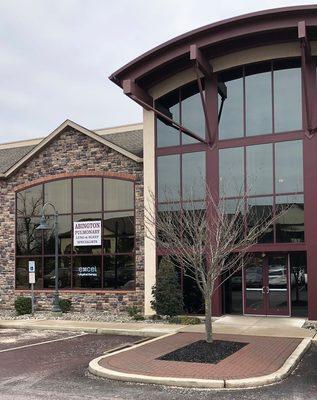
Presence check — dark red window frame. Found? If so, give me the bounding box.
[15,176,136,292]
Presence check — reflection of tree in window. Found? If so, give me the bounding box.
[16,189,43,255]
[103,211,134,253]
[247,197,273,243]
[16,177,136,290]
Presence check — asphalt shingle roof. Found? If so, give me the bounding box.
[0,145,36,174]
[101,129,143,157]
[0,128,143,174]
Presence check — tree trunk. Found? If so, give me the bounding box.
[205,294,213,343]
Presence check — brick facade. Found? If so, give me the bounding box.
[0,127,144,312]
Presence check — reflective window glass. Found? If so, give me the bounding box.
[104,179,134,211]
[223,269,243,314]
[73,178,102,212]
[247,197,274,243]
[16,217,42,255]
[219,147,244,197]
[157,204,181,244]
[43,215,72,255]
[246,66,272,136]
[157,154,180,202]
[157,117,180,148]
[16,258,42,289]
[219,75,244,139]
[44,179,71,214]
[103,211,134,253]
[16,176,136,291]
[247,144,273,195]
[275,140,303,194]
[156,91,180,147]
[182,152,206,200]
[181,83,205,144]
[222,198,245,241]
[274,67,302,133]
[276,195,304,243]
[104,255,135,290]
[17,185,43,217]
[43,257,71,289]
[290,252,307,317]
[73,256,102,288]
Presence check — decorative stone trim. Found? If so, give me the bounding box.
[14,170,136,192]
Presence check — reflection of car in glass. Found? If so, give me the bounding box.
[245,267,262,286]
[269,266,287,286]
[44,268,70,288]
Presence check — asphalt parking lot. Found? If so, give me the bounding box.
[0,328,316,400]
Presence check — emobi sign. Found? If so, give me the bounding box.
[73,220,102,246]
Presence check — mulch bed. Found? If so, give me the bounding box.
[158,339,247,364]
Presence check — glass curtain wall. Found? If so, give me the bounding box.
[219,140,304,243]
[218,59,302,139]
[156,58,304,314]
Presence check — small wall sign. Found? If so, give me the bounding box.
[28,260,35,273]
[73,220,102,246]
[29,272,36,284]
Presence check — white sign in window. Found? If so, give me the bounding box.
[73,221,102,247]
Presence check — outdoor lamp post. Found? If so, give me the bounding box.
[36,202,61,313]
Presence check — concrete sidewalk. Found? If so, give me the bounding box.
[0,315,314,338]
[181,315,315,339]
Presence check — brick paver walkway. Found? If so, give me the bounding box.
[99,332,301,380]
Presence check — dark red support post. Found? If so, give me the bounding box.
[299,21,317,320]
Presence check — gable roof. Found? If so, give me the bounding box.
[0,120,143,178]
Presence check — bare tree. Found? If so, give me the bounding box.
[145,186,286,343]
[16,191,43,255]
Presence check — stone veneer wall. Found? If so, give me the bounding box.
[0,127,144,313]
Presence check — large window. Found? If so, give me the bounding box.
[156,82,205,148]
[218,59,302,139]
[157,151,206,245]
[16,177,135,290]
[219,140,304,243]
[157,151,206,205]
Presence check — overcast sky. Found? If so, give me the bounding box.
[0,0,314,143]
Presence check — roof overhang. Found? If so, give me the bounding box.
[0,119,142,179]
[109,5,317,92]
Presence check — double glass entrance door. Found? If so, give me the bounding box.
[244,254,290,316]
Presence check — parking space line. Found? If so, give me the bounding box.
[0,333,88,353]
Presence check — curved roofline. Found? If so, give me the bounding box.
[110,4,317,89]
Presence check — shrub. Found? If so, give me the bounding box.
[134,314,145,321]
[126,306,141,317]
[14,296,32,316]
[149,314,162,321]
[168,316,201,325]
[59,299,72,313]
[151,258,184,317]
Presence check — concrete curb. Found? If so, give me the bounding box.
[88,337,311,389]
[0,321,179,338]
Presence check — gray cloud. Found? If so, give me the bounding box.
[0,0,312,143]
